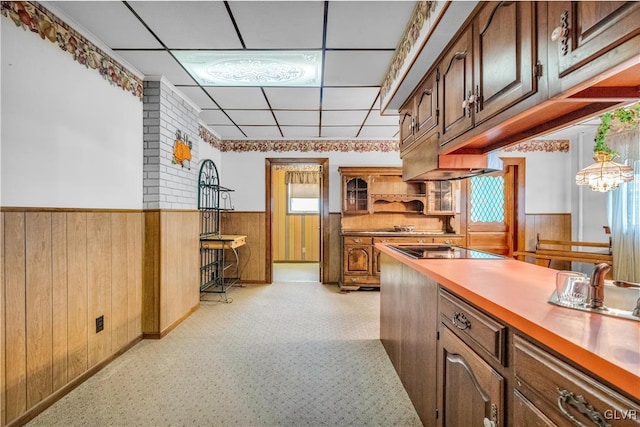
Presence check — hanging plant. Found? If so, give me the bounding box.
[593,102,640,155]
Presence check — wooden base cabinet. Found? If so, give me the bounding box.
[379,254,640,426]
[437,326,505,427]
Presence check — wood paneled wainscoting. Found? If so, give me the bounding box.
[220,211,342,284]
[142,210,200,339]
[0,208,200,427]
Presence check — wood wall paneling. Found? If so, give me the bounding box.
[111,215,129,351]
[126,213,143,342]
[142,211,161,334]
[161,211,199,332]
[86,213,112,368]
[25,212,53,408]
[4,212,27,420]
[222,212,265,282]
[66,212,88,382]
[51,213,68,392]
[523,213,572,270]
[1,211,4,426]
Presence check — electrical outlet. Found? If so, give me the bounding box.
[96,315,104,333]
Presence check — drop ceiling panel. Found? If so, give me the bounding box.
[274,111,319,126]
[204,87,269,109]
[115,51,195,85]
[358,126,400,138]
[322,87,379,110]
[324,51,394,86]
[177,87,219,109]
[127,1,242,49]
[281,127,321,138]
[200,110,233,126]
[241,126,283,139]
[263,88,321,110]
[210,126,247,139]
[321,126,360,138]
[322,110,368,126]
[229,1,324,49]
[365,111,400,126]
[226,110,277,126]
[326,2,417,49]
[50,1,162,49]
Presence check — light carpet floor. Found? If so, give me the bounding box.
[272,263,320,282]
[28,281,422,427]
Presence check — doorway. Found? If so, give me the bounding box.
[265,158,329,284]
[463,158,526,256]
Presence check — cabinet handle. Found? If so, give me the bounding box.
[353,238,361,243]
[351,278,357,283]
[381,239,389,243]
[556,388,610,427]
[474,85,481,113]
[551,11,570,55]
[452,311,471,330]
[483,403,499,427]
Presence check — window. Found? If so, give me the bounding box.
[288,182,320,214]
[469,175,505,223]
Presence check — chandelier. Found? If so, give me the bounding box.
[576,103,638,192]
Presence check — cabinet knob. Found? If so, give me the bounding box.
[483,418,496,427]
[351,278,357,283]
[551,26,568,42]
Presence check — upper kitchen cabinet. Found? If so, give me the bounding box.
[547,1,640,98]
[440,1,540,146]
[399,69,440,155]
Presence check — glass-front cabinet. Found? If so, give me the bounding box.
[426,181,455,215]
[343,177,369,214]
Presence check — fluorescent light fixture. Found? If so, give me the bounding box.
[173,50,322,87]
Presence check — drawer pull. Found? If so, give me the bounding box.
[557,388,610,427]
[353,238,362,243]
[452,311,471,330]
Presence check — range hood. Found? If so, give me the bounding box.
[402,143,499,181]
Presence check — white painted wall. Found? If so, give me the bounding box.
[498,148,572,214]
[1,20,143,209]
[220,150,402,212]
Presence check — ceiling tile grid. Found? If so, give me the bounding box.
[50,1,417,141]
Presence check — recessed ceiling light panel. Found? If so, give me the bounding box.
[173,50,322,87]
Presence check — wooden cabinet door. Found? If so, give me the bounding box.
[548,1,640,96]
[438,326,505,427]
[414,69,439,142]
[399,105,415,153]
[343,176,369,214]
[473,1,538,124]
[343,245,372,275]
[440,26,474,146]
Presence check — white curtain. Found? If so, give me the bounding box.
[607,127,640,282]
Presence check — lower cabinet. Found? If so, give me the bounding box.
[437,326,505,427]
[513,335,640,427]
[379,254,640,426]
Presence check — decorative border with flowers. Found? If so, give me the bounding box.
[199,126,399,153]
[380,1,437,105]
[503,140,570,153]
[1,1,143,100]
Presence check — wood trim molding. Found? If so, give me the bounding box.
[0,207,144,213]
[265,158,330,284]
[142,304,199,340]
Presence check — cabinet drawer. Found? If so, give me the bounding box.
[343,236,373,245]
[439,289,507,365]
[343,275,379,286]
[373,236,430,244]
[514,335,640,427]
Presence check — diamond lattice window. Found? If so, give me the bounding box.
[470,176,505,223]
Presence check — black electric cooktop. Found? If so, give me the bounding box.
[389,245,506,259]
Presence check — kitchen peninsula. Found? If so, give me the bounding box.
[378,243,640,426]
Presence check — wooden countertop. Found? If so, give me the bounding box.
[377,244,640,400]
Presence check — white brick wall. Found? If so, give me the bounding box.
[143,80,200,209]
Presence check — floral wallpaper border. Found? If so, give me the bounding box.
[199,125,399,153]
[380,1,437,105]
[1,1,144,100]
[503,140,570,153]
